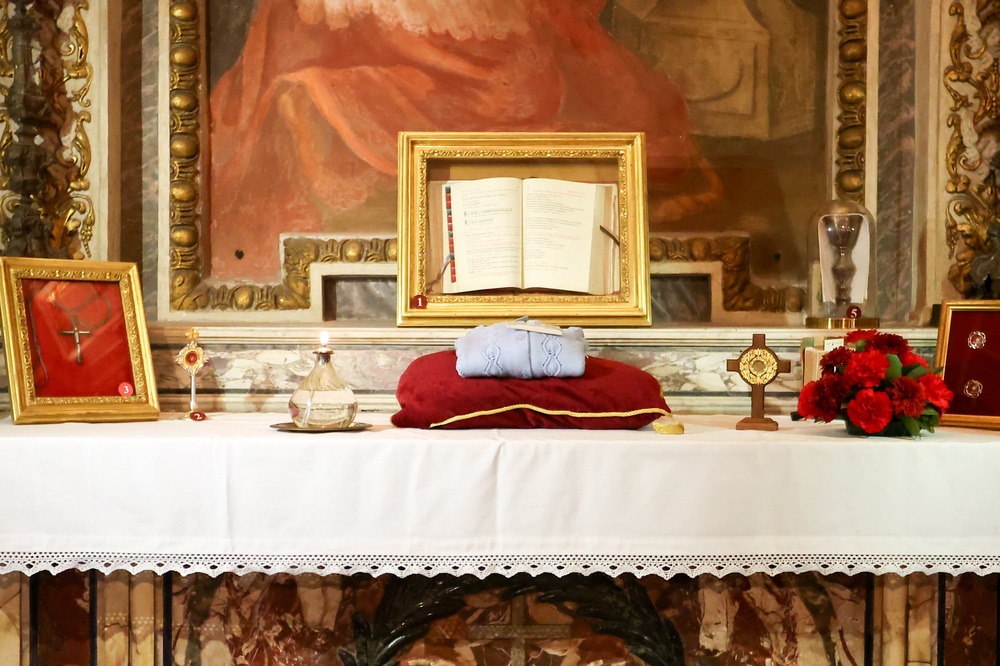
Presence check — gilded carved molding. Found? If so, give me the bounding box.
[0,0,93,258]
[834,0,868,203]
[943,0,1000,298]
[167,0,855,315]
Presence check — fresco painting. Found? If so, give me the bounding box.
[207,0,827,287]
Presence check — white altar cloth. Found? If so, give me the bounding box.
[1,412,999,578]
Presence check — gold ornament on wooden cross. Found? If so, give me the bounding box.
[727,334,791,431]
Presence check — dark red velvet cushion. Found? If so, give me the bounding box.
[392,350,670,429]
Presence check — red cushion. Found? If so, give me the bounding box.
[392,350,670,429]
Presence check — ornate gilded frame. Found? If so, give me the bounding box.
[0,0,95,257]
[163,0,870,318]
[934,300,1000,430]
[0,257,159,424]
[396,132,650,327]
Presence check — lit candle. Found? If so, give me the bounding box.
[320,330,329,347]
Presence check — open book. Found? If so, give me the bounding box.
[439,177,619,294]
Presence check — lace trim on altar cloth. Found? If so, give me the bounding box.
[2,553,999,578]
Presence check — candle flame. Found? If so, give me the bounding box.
[320,330,329,346]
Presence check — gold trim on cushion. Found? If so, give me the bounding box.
[429,404,671,429]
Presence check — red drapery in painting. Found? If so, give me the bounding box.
[209,0,716,280]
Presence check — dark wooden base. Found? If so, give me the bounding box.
[736,416,779,431]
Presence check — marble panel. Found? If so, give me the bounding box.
[876,0,917,323]
[649,573,867,666]
[163,572,868,666]
[0,573,21,666]
[149,331,812,416]
[324,278,397,322]
[120,0,145,269]
[942,573,997,665]
[650,276,712,324]
[906,573,936,665]
[35,571,91,666]
[140,0,160,316]
[170,572,360,665]
[103,571,132,666]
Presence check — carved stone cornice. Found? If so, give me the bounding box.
[834,0,868,203]
[943,0,1000,298]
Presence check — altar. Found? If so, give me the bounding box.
[1,414,998,664]
[2,0,1000,663]
[3,413,1000,578]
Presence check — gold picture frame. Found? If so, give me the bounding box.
[0,257,159,424]
[934,300,1000,429]
[397,132,651,327]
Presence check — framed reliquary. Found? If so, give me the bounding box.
[0,257,159,424]
[397,132,651,327]
[934,300,1000,429]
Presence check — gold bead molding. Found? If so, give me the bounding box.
[834,1,867,203]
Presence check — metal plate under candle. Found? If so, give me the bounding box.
[270,422,372,433]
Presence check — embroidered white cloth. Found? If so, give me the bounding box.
[1,413,999,578]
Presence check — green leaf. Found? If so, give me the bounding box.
[885,354,902,381]
[902,416,921,437]
[904,365,932,379]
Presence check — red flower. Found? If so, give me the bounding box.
[797,381,821,419]
[887,376,927,418]
[919,374,954,410]
[866,333,911,356]
[845,329,878,346]
[900,351,929,369]
[820,346,853,375]
[844,350,890,388]
[847,389,894,434]
[798,373,850,421]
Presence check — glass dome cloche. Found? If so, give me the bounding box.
[805,199,879,329]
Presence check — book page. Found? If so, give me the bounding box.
[521,178,602,293]
[592,185,619,294]
[444,177,523,293]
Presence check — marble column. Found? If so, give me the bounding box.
[876,0,917,323]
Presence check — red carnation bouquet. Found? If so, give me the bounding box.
[795,330,953,436]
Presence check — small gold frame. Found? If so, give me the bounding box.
[934,300,1000,429]
[397,132,651,326]
[0,257,159,424]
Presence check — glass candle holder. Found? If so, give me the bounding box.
[288,339,357,429]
